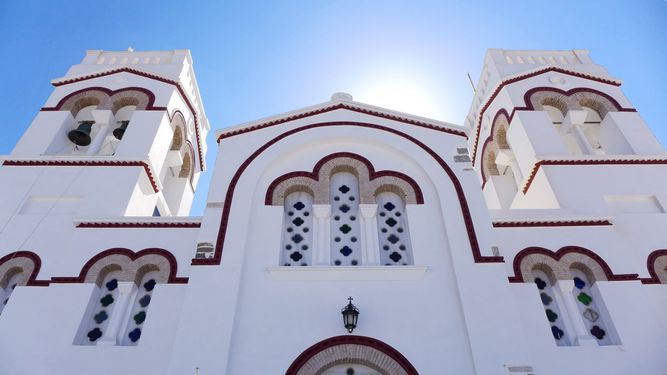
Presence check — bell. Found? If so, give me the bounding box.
[67,121,94,146]
[113,120,130,140]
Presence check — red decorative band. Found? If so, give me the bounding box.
[0,251,49,286]
[640,249,667,284]
[522,158,667,194]
[2,159,159,193]
[493,219,612,228]
[217,103,467,142]
[76,222,201,228]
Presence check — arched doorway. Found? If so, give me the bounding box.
[285,335,418,375]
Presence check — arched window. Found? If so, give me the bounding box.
[281,191,314,266]
[376,191,413,266]
[542,104,565,124]
[331,172,362,266]
[81,269,121,345]
[532,268,569,346]
[267,153,423,268]
[0,270,26,315]
[570,267,613,345]
[122,269,159,345]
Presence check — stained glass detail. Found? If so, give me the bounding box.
[551,326,564,340]
[389,252,402,262]
[383,202,395,211]
[128,328,142,342]
[93,311,108,324]
[545,309,558,322]
[100,294,114,307]
[385,218,397,227]
[291,234,304,243]
[105,279,118,291]
[340,246,352,257]
[577,292,593,306]
[143,279,156,292]
[583,308,599,323]
[293,201,305,210]
[339,224,352,234]
[590,325,606,340]
[387,234,399,244]
[139,295,151,308]
[290,252,303,261]
[338,185,350,193]
[339,204,350,213]
[540,293,553,305]
[87,328,103,342]
[292,217,304,226]
[133,311,146,325]
[534,277,547,290]
[573,277,586,290]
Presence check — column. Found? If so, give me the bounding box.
[97,282,134,346]
[572,125,596,155]
[312,204,331,266]
[86,123,110,155]
[555,280,596,346]
[359,204,380,265]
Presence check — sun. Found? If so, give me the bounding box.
[355,79,442,120]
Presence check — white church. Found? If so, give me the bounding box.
[0,48,666,375]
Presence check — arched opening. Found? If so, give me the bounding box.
[286,335,418,375]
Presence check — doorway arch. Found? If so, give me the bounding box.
[285,335,418,375]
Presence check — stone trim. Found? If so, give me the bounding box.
[41,87,161,117]
[285,335,418,375]
[0,251,48,287]
[641,250,667,284]
[472,85,635,165]
[50,248,188,285]
[266,153,423,206]
[508,246,638,283]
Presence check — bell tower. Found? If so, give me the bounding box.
[467,49,665,212]
[0,49,209,245]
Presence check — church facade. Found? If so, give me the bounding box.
[0,48,666,375]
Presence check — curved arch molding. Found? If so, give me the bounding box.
[194,121,504,266]
[285,335,418,375]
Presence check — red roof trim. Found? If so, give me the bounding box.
[193,121,502,266]
[76,222,200,228]
[522,158,667,194]
[493,219,612,228]
[264,152,425,205]
[508,246,638,283]
[2,159,159,193]
[49,67,205,170]
[217,103,467,142]
[640,249,667,284]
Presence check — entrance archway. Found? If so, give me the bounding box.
[285,335,418,375]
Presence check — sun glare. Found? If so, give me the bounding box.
[356,80,443,121]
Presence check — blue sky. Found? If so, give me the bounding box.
[1,1,665,215]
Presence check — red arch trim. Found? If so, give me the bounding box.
[640,249,667,284]
[264,152,425,205]
[0,251,49,286]
[471,75,633,165]
[41,86,164,112]
[47,67,205,171]
[194,121,503,266]
[50,247,188,284]
[477,86,637,185]
[285,335,419,375]
[508,246,638,283]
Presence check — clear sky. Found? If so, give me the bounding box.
[1,1,665,215]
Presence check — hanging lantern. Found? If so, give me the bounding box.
[341,296,359,333]
[113,120,130,140]
[67,121,95,146]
